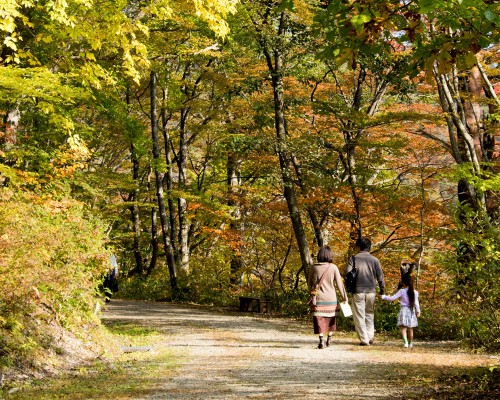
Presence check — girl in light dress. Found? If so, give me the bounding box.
[381,273,420,348]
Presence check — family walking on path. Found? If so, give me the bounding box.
[308,237,420,349]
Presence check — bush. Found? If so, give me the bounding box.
[118,271,172,301]
[263,289,310,319]
[443,207,500,351]
[0,190,109,372]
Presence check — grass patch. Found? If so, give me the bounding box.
[403,365,500,400]
[104,321,164,341]
[1,322,181,400]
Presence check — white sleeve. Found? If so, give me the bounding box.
[381,289,403,302]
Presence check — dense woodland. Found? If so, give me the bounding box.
[1,0,499,380]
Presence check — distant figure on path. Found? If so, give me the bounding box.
[381,273,420,348]
[308,246,348,349]
[346,237,385,346]
[104,254,119,302]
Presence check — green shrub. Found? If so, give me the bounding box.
[118,272,172,301]
[374,300,400,334]
[0,190,109,370]
[263,289,310,319]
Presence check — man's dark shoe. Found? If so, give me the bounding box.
[359,342,370,346]
[369,340,374,345]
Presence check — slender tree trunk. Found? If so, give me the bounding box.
[344,69,387,241]
[227,150,243,284]
[150,71,177,292]
[161,88,178,263]
[343,68,368,239]
[291,154,325,248]
[126,87,144,275]
[264,11,313,276]
[178,107,190,273]
[129,153,144,274]
[307,209,324,248]
[415,169,431,290]
[344,130,362,238]
[148,206,158,275]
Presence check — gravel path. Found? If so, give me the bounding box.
[102,300,495,400]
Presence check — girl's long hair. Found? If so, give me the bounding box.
[402,273,415,309]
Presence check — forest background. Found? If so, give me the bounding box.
[1,0,499,384]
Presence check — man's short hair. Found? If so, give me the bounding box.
[356,237,371,251]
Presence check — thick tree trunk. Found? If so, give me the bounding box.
[150,71,177,292]
[477,61,500,215]
[433,64,486,213]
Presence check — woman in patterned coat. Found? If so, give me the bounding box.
[307,246,348,349]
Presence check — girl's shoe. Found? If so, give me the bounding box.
[404,343,409,348]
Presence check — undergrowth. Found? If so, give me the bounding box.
[0,322,179,400]
[404,366,500,400]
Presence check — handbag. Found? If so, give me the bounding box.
[345,256,357,294]
[307,266,330,307]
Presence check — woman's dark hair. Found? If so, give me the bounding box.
[317,246,334,263]
[402,273,415,309]
[356,237,371,251]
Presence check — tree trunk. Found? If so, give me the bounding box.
[150,71,177,292]
[148,206,158,275]
[227,150,243,284]
[433,64,486,213]
[263,11,313,276]
[126,87,144,275]
[178,106,190,273]
[161,88,178,263]
[291,153,325,248]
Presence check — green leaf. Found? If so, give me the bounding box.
[484,10,496,22]
[351,12,372,31]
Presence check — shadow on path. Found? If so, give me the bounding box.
[102,299,495,400]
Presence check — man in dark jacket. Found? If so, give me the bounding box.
[346,237,385,346]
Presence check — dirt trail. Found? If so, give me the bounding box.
[102,300,496,400]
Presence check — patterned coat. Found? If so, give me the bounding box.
[308,263,348,316]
